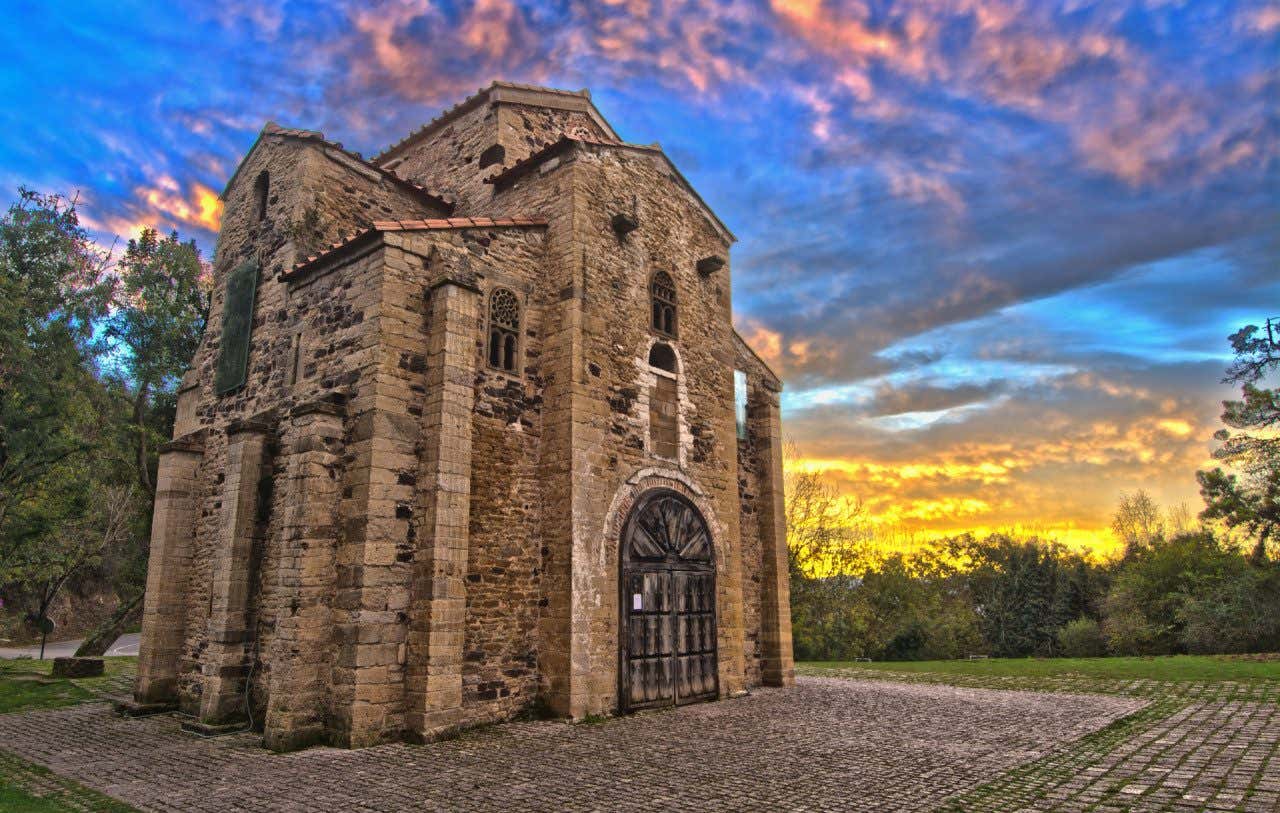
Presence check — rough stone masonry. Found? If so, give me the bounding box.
[127,81,794,751]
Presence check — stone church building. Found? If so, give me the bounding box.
[127,82,793,750]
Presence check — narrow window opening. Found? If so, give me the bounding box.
[487,288,520,373]
[489,329,502,367]
[290,331,304,386]
[650,271,677,337]
[253,171,269,222]
[734,370,748,440]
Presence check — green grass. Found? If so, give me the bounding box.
[0,656,136,714]
[802,653,1280,683]
[0,751,135,812]
[0,658,140,811]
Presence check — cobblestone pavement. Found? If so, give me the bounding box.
[807,666,1280,813]
[0,677,1140,812]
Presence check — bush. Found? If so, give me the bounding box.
[1056,617,1106,657]
[1102,605,1168,656]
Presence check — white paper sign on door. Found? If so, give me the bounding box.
[632,593,643,610]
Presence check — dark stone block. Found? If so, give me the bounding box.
[51,657,104,678]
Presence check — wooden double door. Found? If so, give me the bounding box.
[619,489,718,711]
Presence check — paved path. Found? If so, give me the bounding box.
[806,666,1280,812]
[0,632,139,660]
[0,677,1140,812]
[945,696,1280,813]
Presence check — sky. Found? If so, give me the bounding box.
[2,0,1276,555]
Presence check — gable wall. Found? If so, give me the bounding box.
[172,134,450,724]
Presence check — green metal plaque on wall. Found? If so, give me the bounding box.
[214,259,260,395]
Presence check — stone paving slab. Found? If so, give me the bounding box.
[942,698,1280,813]
[0,677,1141,812]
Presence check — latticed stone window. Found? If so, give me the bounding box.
[650,271,677,337]
[487,287,520,372]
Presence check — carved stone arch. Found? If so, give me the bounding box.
[602,468,725,571]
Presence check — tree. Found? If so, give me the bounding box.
[1198,322,1280,560]
[100,228,209,497]
[0,189,113,559]
[1111,490,1164,557]
[966,536,1063,657]
[784,468,875,660]
[4,481,134,658]
[1099,531,1280,656]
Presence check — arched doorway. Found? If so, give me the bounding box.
[618,488,718,711]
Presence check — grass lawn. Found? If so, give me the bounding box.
[802,653,1280,684]
[0,656,137,714]
[0,751,134,813]
[0,656,140,812]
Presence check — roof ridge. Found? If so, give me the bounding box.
[221,122,455,213]
[371,81,607,165]
[483,136,734,243]
[484,135,653,188]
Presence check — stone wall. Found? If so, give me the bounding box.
[382,103,499,215]
[733,336,785,689]
[378,89,613,215]
[135,85,792,751]
[490,140,745,716]
[733,336,794,688]
[463,246,550,721]
[156,130,446,727]
[736,409,765,688]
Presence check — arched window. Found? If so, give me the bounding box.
[648,342,678,459]
[648,342,676,373]
[650,271,677,337]
[253,171,269,222]
[487,288,520,373]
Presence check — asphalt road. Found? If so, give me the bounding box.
[0,632,139,659]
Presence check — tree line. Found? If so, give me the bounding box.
[0,189,207,655]
[788,312,1280,662]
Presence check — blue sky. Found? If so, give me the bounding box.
[3,0,1277,551]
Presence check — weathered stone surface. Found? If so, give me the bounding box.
[132,81,793,750]
[50,657,103,678]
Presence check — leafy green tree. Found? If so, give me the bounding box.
[1056,617,1106,658]
[100,227,209,496]
[0,189,114,563]
[5,477,134,658]
[965,536,1066,657]
[1101,531,1278,655]
[1198,322,1280,561]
